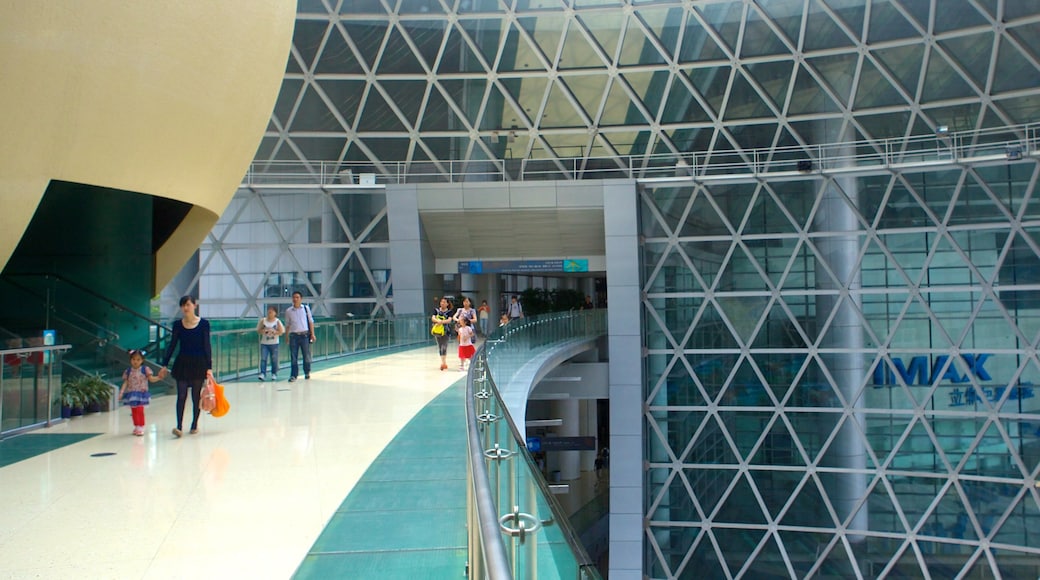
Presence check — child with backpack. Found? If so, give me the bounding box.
[119,349,161,436]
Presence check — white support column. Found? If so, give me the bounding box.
[604,179,643,579]
[552,398,581,481]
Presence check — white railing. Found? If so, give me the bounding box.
[242,122,1039,187]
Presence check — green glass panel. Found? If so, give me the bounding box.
[872,44,925,103]
[960,421,1014,477]
[317,80,366,126]
[715,476,769,527]
[749,418,806,467]
[660,77,710,123]
[562,19,609,68]
[684,65,731,117]
[689,353,738,401]
[854,477,904,534]
[990,490,1040,550]
[538,80,587,128]
[804,2,854,51]
[789,64,843,115]
[439,78,486,126]
[678,12,728,63]
[314,28,365,74]
[517,16,560,66]
[666,410,710,454]
[777,530,831,577]
[789,357,845,409]
[615,14,665,66]
[867,1,918,43]
[993,37,1040,93]
[679,190,733,237]
[578,11,624,58]
[745,60,795,110]
[437,26,490,74]
[377,27,426,73]
[718,247,771,293]
[696,2,741,55]
[380,80,428,126]
[357,88,407,132]
[647,470,699,522]
[722,72,774,120]
[806,53,858,108]
[740,7,789,57]
[751,299,810,350]
[777,473,834,527]
[923,52,978,103]
[676,241,726,290]
[855,57,908,109]
[937,32,994,91]
[291,86,344,132]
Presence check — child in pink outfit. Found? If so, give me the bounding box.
[119,349,161,436]
[457,317,475,371]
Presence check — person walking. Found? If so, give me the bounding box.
[477,300,491,336]
[257,305,285,381]
[119,349,160,436]
[454,296,477,329]
[432,297,452,371]
[284,291,315,382]
[159,295,213,438]
[507,295,524,321]
[456,317,475,371]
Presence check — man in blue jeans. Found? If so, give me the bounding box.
[284,291,315,382]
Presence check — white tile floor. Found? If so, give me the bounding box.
[0,347,462,580]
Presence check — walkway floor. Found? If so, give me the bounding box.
[0,346,464,579]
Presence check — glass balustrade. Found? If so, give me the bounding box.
[467,311,606,579]
[0,344,70,437]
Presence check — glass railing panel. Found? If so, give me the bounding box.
[204,314,430,381]
[1,345,70,437]
[468,311,605,579]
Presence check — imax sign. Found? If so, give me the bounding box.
[872,354,992,387]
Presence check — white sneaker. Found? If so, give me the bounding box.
[258,374,266,381]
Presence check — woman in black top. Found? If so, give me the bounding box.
[431,297,452,371]
[159,295,213,437]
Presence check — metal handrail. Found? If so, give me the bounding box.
[243,122,1039,186]
[465,311,605,579]
[466,348,512,579]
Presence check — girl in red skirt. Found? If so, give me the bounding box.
[457,317,476,371]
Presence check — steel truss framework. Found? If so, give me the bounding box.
[640,157,1040,578]
[165,187,391,319]
[259,0,1040,180]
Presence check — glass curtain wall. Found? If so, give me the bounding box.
[161,187,391,320]
[640,160,1040,578]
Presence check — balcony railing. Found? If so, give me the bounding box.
[466,311,606,579]
[242,123,1039,186]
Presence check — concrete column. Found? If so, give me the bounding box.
[459,273,477,301]
[813,129,868,538]
[604,179,642,578]
[552,398,581,480]
[385,184,427,315]
[580,399,597,471]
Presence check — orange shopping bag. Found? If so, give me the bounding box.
[210,381,230,417]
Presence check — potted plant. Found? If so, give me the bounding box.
[61,374,112,417]
[81,374,112,413]
[61,378,85,417]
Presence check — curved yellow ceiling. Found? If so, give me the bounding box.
[0,1,295,289]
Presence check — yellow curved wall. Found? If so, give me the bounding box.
[0,1,295,290]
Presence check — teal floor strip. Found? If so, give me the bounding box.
[0,433,100,468]
[294,381,469,579]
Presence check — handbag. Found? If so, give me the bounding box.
[210,381,230,417]
[200,379,216,412]
[431,314,448,336]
